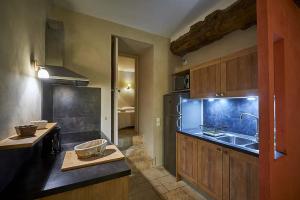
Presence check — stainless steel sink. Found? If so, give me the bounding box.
[217,136,254,145]
[245,143,259,151]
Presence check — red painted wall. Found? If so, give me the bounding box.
[257,0,300,199]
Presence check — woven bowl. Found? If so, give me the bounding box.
[30,120,48,129]
[15,125,38,137]
[74,139,107,159]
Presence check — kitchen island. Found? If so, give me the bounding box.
[1,133,131,200]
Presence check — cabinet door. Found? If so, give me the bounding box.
[190,59,221,98]
[223,149,259,200]
[197,140,223,200]
[221,47,258,97]
[176,133,197,183]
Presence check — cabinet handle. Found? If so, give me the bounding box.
[220,93,224,97]
[217,147,221,151]
[223,150,228,154]
[215,93,220,97]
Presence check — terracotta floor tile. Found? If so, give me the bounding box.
[154,184,169,194]
[142,167,169,180]
[157,175,186,191]
[129,181,153,196]
[149,178,162,187]
[129,188,162,200]
[181,186,207,200]
[164,188,195,200]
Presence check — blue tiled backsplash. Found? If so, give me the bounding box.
[203,98,258,136]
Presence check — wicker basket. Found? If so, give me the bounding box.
[15,125,38,137]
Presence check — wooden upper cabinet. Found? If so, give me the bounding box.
[190,59,221,98]
[176,133,197,183]
[222,148,259,200]
[197,140,223,200]
[221,47,258,97]
[189,47,258,98]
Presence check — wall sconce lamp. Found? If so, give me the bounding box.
[126,83,131,90]
[33,60,49,79]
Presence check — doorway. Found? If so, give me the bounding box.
[117,54,138,150]
[111,36,140,149]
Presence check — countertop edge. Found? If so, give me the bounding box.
[178,130,259,157]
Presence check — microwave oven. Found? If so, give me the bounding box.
[173,74,190,91]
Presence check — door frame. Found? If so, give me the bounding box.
[111,36,118,144]
[111,37,140,144]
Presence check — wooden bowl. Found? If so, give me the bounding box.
[15,125,38,137]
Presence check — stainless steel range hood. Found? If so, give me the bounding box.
[45,19,89,86]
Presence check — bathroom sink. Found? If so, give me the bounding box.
[217,136,254,145]
[245,143,259,151]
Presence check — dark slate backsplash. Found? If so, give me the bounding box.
[52,85,101,134]
[203,98,258,136]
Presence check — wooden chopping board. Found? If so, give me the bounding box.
[61,145,125,171]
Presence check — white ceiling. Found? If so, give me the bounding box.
[53,0,221,37]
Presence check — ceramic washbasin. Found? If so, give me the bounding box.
[74,139,107,159]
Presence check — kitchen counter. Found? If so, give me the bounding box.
[1,133,131,199]
[178,129,259,157]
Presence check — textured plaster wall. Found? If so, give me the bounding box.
[139,47,154,159]
[0,0,47,191]
[0,0,47,140]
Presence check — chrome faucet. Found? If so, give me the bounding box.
[240,113,259,142]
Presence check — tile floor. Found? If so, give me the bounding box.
[119,128,209,200]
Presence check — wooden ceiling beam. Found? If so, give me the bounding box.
[170,0,257,57]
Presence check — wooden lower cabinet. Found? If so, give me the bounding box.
[197,140,223,200]
[176,133,197,183]
[176,133,258,200]
[223,148,259,200]
[39,176,129,200]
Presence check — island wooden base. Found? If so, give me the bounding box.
[39,176,129,200]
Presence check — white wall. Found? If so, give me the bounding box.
[139,47,155,158]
